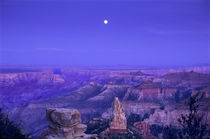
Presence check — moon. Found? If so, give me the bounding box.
[104,20,108,24]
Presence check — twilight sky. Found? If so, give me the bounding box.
[0,0,210,66]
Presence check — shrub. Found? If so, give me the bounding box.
[0,109,30,139]
[177,93,207,139]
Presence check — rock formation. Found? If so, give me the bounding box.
[122,101,160,118]
[123,80,178,102]
[87,85,129,106]
[162,71,210,88]
[109,97,127,132]
[39,108,97,139]
[143,100,210,127]
[99,98,128,138]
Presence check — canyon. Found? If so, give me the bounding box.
[0,66,209,138]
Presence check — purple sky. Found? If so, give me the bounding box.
[0,0,210,66]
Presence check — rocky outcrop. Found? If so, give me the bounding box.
[123,80,177,102]
[143,109,185,127]
[87,85,129,107]
[46,108,81,127]
[109,97,127,132]
[99,98,128,138]
[122,101,160,119]
[39,108,97,139]
[162,71,210,88]
[143,101,210,128]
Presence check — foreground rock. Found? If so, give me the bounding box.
[39,108,97,139]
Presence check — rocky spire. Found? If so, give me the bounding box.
[109,97,127,131]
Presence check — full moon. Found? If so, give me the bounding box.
[104,20,108,24]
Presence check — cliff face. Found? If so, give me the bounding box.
[162,71,210,87]
[0,72,65,89]
[122,101,160,118]
[123,80,178,102]
[0,69,147,110]
[0,71,91,109]
[87,85,130,106]
[143,109,186,127]
[143,98,210,127]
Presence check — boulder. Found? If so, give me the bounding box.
[40,108,96,139]
[46,108,81,127]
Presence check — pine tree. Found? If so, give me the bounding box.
[177,93,207,139]
[0,109,30,139]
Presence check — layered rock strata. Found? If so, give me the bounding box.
[109,97,127,132]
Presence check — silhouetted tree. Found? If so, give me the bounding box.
[127,113,142,124]
[163,125,177,139]
[177,94,207,139]
[0,109,30,139]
